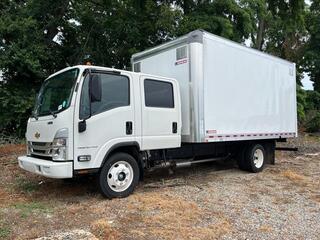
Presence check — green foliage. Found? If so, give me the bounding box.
[305,90,320,111]
[74,0,180,68]
[297,85,307,122]
[243,0,307,82]
[0,0,74,137]
[298,89,320,133]
[303,0,320,92]
[0,85,36,137]
[240,0,270,50]
[305,111,320,133]
[178,0,253,42]
[301,90,320,133]
[13,202,51,218]
[0,226,10,239]
[15,177,39,193]
[0,211,10,239]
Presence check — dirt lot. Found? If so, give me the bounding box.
[0,135,319,240]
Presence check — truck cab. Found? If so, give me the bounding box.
[18,65,181,198]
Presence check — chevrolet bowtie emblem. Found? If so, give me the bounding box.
[35,132,40,139]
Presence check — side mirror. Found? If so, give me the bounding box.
[78,119,87,133]
[89,74,102,102]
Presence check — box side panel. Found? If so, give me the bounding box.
[203,35,297,142]
[132,44,191,139]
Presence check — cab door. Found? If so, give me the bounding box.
[73,70,136,170]
[140,76,181,150]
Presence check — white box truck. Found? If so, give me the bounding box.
[18,30,297,199]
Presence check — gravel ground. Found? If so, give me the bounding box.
[0,134,319,239]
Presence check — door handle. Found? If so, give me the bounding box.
[172,122,177,134]
[126,121,133,135]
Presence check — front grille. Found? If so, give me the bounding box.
[30,154,52,160]
[33,149,46,154]
[31,142,47,146]
[28,141,53,159]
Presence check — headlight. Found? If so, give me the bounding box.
[52,128,68,161]
[53,138,67,147]
[52,138,67,161]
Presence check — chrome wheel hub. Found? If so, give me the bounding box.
[107,161,133,192]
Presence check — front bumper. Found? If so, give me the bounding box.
[18,156,73,179]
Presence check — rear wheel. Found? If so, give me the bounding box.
[236,145,248,171]
[98,152,140,199]
[245,144,266,173]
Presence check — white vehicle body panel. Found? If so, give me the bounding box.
[131,30,298,143]
[133,43,191,140]
[73,69,137,170]
[18,155,73,178]
[26,108,75,160]
[202,34,297,142]
[72,67,181,170]
[139,75,181,150]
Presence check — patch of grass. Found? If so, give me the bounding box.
[15,177,39,193]
[259,225,273,232]
[13,202,51,218]
[0,144,25,156]
[272,196,293,205]
[124,192,232,239]
[0,226,11,239]
[91,219,119,240]
[282,170,305,181]
[305,133,320,141]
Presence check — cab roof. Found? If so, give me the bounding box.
[47,65,177,84]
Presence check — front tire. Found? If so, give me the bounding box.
[98,152,140,199]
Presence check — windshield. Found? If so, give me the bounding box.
[34,68,79,117]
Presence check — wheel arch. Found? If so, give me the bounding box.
[100,142,144,180]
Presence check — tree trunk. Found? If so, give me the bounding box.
[255,18,266,50]
[313,73,320,92]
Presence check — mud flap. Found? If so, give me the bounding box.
[264,141,276,165]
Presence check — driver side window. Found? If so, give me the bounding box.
[79,73,130,119]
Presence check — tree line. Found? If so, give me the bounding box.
[0,0,319,137]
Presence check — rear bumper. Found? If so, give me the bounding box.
[18,156,73,179]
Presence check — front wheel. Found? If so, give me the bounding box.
[98,152,140,199]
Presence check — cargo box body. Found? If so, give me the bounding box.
[132,30,297,143]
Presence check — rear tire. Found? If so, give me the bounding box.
[236,146,248,171]
[98,152,140,199]
[244,144,266,173]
